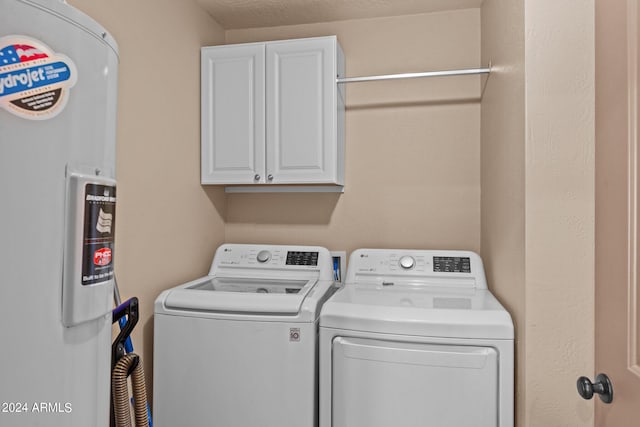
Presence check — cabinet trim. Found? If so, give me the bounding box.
[225,185,344,193]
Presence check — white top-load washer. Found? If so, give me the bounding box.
[319,249,514,427]
[153,244,336,427]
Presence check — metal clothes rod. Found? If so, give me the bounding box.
[336,66,491,84]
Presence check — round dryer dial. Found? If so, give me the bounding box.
[256,250,272,263]
[399,256,415,270]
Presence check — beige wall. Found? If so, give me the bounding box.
[480,0,526,425]
[224,10,483,255]
[67,0,227,394]
[482,1,595,426]
[524,1,595,426]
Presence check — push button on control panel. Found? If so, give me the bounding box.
[399,256,415,270]
[256,250,272,263]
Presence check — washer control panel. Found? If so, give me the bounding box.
[210,244,332,279]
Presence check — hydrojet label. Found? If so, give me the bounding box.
[0,35,77,120]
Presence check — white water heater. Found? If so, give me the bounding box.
[0,1,118,426]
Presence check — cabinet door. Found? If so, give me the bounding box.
[266,38,338,184]
[201,44,265,184]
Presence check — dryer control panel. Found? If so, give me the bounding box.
[345,249,487,289]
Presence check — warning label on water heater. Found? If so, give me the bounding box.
[0,35,77,120]
[81,184,116,286]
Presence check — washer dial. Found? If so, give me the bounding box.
[256,250,272,263]
[399,256,415,270]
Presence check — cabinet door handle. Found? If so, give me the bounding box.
[267,174,274,181]
[254,174,260,181]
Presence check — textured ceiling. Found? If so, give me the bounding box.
[196,0,483,30]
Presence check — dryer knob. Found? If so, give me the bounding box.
[257,250,272,263]
[399,256,415,270]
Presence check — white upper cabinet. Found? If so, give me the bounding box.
[201,43,265,184]
[201,36,345,188]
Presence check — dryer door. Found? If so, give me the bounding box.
[332,337,498,427]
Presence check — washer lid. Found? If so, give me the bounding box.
[163,276,316,314]
[320,285,514,340]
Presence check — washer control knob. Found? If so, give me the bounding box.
[257,250,272,263]
[399,256,415,270]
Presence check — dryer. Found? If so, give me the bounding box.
[319,249,514,427]
[153,244,336,427]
